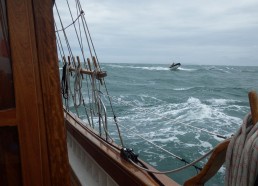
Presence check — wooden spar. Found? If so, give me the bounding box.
[248,91,258,125]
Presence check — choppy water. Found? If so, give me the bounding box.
[100,64,258,185]
[63,63,258,185]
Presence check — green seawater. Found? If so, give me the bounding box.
[104,64,258,185]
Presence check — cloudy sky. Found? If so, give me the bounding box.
[55,0,258,66]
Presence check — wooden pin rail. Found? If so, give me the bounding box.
[68,67,107,78]
[62,55,107,79]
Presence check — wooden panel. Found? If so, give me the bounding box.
[7,0,70,185]
[7,0,47,185]
[0,109,16,126]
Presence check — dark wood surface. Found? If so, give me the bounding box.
[0,126,22,186]
[0,69,15,109]
[0,109,16,126]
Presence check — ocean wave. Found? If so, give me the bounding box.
[108,64,169,71]
[205,98,241,106]
[205,66,231,73]
[178,67,197,71]
[173,87,193,91]
[114,95,243,138]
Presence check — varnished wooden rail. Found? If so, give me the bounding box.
[184,139,230,186]
[248,91,258,125]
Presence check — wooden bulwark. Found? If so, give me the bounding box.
[65,110,179,186]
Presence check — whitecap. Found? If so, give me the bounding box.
[206,98,240,106]
[173,87,193,91]
[178,67,197,71]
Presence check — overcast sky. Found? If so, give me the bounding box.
[56,0,258,66]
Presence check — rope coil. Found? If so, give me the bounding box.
[225,113,258,186]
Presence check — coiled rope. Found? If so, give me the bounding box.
[225,113,258,186]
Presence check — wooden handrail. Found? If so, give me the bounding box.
[184,139,230,186]
[248,91,258,125]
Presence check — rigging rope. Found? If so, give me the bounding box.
[55,11,83,33]
[54,0,125,147]
[119,123,203,171]
[54,3,76,67]
[129,149,213,174]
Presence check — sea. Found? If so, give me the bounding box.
[63,63,258,185]
[101,63,258,185]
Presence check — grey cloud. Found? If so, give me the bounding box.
[55,0,258,66]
